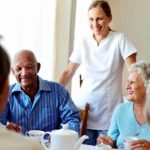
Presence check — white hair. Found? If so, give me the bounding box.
[128,61,150,87]
[130,61,150,124]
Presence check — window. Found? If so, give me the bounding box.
[0,0,56,83]
[71,0,92,98]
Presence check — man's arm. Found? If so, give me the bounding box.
[125,53,137,70]
[0,101,21,132]
[58,86,80,133]
[58,62,80,86]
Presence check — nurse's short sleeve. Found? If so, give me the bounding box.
[119,34,137,60]
[69,37,82,64]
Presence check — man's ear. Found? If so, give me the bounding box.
[37,62,41,73]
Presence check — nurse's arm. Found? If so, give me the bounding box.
[58,62,80,86]
[125,53,137,70]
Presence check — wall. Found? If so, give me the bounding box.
[108,0,150,94]
[53,0,76,81]
[54,0,150,94]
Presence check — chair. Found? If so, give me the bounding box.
[79,74,83,87]
[79,103,90,136]
[79,74,89,136]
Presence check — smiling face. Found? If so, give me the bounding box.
[88,6,112,37]
[12,51,40,92]
[126,72,146,103]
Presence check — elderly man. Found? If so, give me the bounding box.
[0,46,43,150]
[0,50,80,134]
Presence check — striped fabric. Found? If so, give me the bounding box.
[0,77,80,134]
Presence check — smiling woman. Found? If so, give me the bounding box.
[58,0,137,145]
[97,61,150,149]
[88,0,112,45]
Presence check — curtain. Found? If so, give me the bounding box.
[0,0,56,83]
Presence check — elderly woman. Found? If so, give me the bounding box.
[129,82,150,150]
[97,61,150,149]
[0,45,43,150]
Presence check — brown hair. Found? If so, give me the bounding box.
[0,45,10,92]
[88,0,112,17]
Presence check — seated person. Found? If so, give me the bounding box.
[0,50,80,134]
[97,61,150,149]
[130,80,150,150]
[0,45,43,149]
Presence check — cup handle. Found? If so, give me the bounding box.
[25,131,30,137]
[40,132,51,150]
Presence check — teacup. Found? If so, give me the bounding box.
[25,130,44,142]
[95,144,112,150]
[123,136,138,150]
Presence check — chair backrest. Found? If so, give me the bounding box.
[79,74,83,87]
[79,103,90,136]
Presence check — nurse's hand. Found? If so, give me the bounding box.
[6,122,22,132]
[130,140,150,150]
[97,134,116,148]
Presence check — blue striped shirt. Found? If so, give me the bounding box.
[0,77,80,134]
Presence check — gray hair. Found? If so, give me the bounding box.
[131,61,150,124]
[128,61,150,86]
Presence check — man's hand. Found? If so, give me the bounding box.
[6,122,22,132]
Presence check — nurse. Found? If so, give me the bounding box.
[58,0,137,145]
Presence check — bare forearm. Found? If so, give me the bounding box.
[125,53,137,70]
[58,71,73,86]
[58,62,80,87]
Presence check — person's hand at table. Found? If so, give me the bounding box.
[130,140,150,150]
[97,134,116,148]
[6,122,22,132]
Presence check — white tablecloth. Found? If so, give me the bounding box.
[80,144,118,150]
[80,144,96,150]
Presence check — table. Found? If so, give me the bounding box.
[80,144,118,150]
[80,144,96,150]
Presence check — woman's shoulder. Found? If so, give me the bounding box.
[115,101,133,113]
[109,31,131,45]
[110,31,125,38]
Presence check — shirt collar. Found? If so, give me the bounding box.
[88,31,112,46]
[11,76,52,93]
